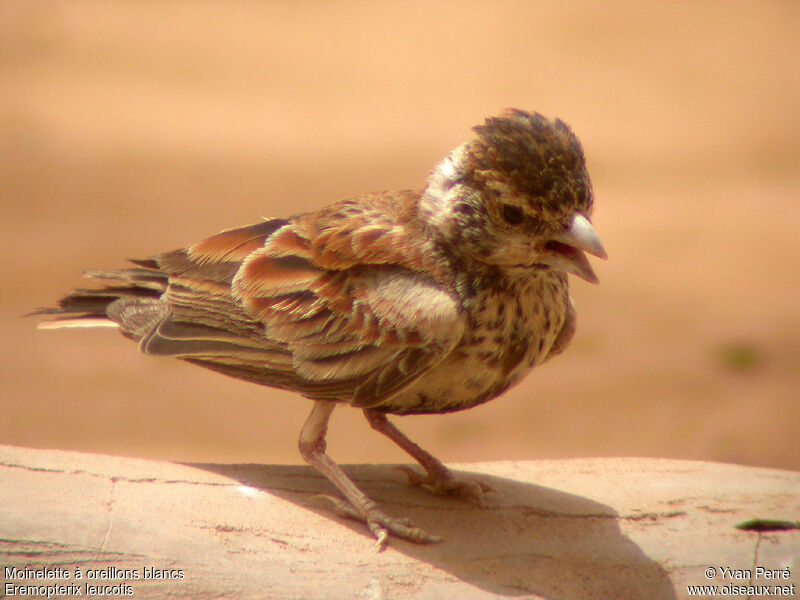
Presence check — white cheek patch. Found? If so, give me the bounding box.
[432,143,466,190]
[420,144,468,229]
[436,147,461,181]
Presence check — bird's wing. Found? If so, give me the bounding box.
[231,197,465,407]
[131,218,299,389]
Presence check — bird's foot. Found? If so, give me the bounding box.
[308,494,441,550]
[396,466,493,506]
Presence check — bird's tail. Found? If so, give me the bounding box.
[32,261,169,339]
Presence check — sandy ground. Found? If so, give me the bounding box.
[1,1,798,471]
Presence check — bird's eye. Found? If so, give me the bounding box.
[502,204,524,225]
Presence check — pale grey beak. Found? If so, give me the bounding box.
[541,214,607,284]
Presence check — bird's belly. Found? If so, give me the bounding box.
[384,353,530,414]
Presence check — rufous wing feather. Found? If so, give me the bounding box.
[233,200,465,407]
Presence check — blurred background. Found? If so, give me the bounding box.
[2,1,798,471]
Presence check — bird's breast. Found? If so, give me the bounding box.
[384,272,569,414]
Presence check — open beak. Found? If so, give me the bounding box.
[541,214,607,284]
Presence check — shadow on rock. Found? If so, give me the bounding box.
[188,462,676,599]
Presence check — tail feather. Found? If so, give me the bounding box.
[83,267,168,290]
[126,257,160,270]
[33,263,169,335]
[37,318,120,330]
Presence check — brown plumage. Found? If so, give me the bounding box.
[35,109,606,547]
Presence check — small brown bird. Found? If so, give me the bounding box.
[36,109,606,548]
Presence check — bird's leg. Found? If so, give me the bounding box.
[298,400,440,548]
[363,409,493,505]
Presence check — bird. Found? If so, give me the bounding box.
[35,108,606,549]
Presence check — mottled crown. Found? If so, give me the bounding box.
[464,108,592,229]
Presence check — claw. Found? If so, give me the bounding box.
[306,492,441,548]
[369,524,389,551]
[305,493,339,507]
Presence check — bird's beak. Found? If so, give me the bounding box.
[541,214,607,284]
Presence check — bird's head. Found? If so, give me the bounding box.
[421,109,606,283]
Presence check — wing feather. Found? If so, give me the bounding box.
[131,219,296,377]
[232,198,464,406]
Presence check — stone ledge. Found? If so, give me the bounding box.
[1,445,798,599]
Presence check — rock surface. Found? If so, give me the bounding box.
[1,445,798,599]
